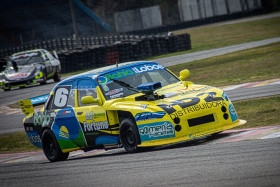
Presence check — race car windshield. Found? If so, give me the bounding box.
[9,53,43,66]
[98,66,179,100]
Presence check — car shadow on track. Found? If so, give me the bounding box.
[41,131,245,163]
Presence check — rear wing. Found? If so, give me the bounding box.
[19,93,49,116]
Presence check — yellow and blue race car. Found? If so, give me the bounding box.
[19,61,246,162]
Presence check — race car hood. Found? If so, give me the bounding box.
[108,81,238,128]
[3,64,38,80]
[108,81,227,112]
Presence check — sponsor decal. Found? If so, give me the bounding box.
[141,104,148,109]
[163,92,178,98]
[105,88,123,96]
[189,128,222,139]
[25,126,33,132]
[170,100,225,119]
[110,92,123,99]
[29,134,41,143]
[138,121,175,141]
[24,104,32,109]
[30,94,49,105]
[83,110,109,131]
[133,104,148,109]
[178,86,211,96]
[222,92,229,101]
[98,76,107,85]
[59,126,69,138]
[27,131,42,148]
[229,104,238,122]
[94,113,105,117]
[50,112,56,117]
[8,73,28,80]
[135,111,166,121]
[83,121,109,131]
[62,110,71,115]
[34,111,51,126]
[132,64,164,73]
[103,69,135,81]
[158,91,224,115]
[156,84,180,93]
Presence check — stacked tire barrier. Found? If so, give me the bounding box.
[0,33,191,73]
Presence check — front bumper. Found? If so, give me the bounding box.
[0,72,44,89]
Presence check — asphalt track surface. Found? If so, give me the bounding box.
[0,13,280,187]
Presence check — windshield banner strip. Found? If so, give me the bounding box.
[98,63,165,84]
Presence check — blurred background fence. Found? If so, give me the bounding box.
[0,33,191,73]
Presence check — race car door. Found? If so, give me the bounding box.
[42,50,54,76]
[75,79,114,147]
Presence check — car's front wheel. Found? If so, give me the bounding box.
[42,129,69,162]
[120,118,141,153]
[53,67,61,82]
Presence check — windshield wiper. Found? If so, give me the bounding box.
[111,79,139,93]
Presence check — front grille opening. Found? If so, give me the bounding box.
[188,114,215,127]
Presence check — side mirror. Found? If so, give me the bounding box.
[179,69,190,81]
[81,96,102,106]
[53,50,59,59]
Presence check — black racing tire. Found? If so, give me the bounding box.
[53,67,61,82]
[3,88,11,91]
[3,84,11,91]
[42,129,69,162]
[120,118,141,153]
[40,71,47,85]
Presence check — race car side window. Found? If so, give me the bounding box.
[68,89,75,107]
[77,79,97,107]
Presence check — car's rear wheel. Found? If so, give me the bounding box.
[120,118,141,153]
[53,68,61,82]
[42,129,69,162]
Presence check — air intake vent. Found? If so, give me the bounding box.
[188,114,215,127]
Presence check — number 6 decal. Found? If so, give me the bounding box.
[52,86,71,109]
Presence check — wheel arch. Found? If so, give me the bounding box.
[117,111,141,146]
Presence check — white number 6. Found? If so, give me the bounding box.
[54,88,69,107]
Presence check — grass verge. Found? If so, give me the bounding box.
[167,42,280,87]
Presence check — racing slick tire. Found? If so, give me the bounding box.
[53,67,61,82]
[3,87,11,91]
[120,118,141,153]
[40,71,47,85]
[42,129,69,162]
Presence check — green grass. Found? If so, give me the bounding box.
[148,15,280,59]
[175,16,280,52]
[234,96,280,129]
[167,42,280,87]
[0,132,40,153]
